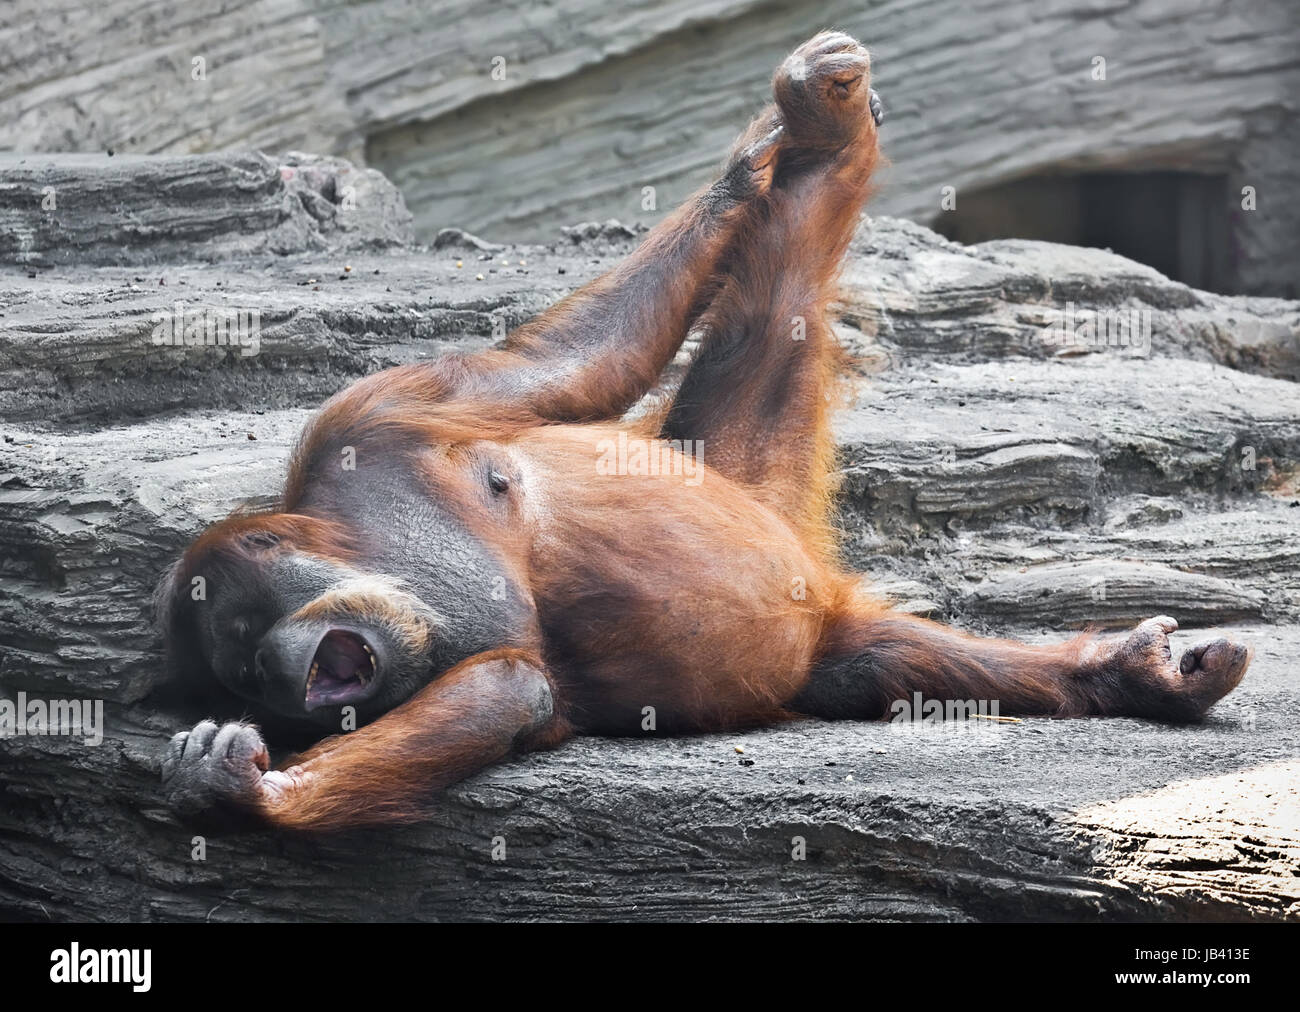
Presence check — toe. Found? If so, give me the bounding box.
[1130,616,1176,663]
[1179,637,1230,675]
[1183,637,1231,674]
[807,30,863,58]
[742,125,783,169]
[820,53,867,91]
[1178,637,1251,706]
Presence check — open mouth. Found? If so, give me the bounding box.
[305,629,377,707]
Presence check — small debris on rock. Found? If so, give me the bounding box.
[432,227,503,253]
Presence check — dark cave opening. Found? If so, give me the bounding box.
[932,171,1233,293]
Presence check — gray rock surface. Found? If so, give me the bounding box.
[0,152,413,267]
[1,649,1295,922]
[2,0,1295,293]
[0,152,1297,921]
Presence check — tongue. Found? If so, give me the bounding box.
[318,630,368,680]
[307,630,372,705]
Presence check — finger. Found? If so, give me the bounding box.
[161,731,189,779]
[181,719,220,761]
[210,722,247,765]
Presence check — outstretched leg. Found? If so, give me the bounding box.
[794,591,1252,723]
[324,113,786,428]
[660,32,880,554]
[487,112,785,422]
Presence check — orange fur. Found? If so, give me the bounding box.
[163,32,1250,831]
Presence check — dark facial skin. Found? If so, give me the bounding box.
[167,441,537,730]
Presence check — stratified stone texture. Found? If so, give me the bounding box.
[0,153,1297,921]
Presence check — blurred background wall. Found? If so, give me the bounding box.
[2,0,1296,296]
